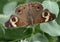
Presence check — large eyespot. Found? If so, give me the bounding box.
[10,16,18,27]
[42,11,50,22]
[10,16,18,23]
[42,11,50,18]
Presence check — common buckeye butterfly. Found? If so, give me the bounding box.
[5,2,56,28]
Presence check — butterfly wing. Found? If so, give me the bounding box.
[27,2,56,24]
[5,2,56,28]
[27,2,44,24]
[5,4,29,27]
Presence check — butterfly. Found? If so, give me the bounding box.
[5,2,56,28]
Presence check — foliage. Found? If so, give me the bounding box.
[0,0,60,42]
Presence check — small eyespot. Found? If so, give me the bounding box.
[18,10,21,12]
[32,5,34,7]
[37,6,40,9]
[15,9,21,14]
[36,6,43,11]
[16,9,23,15]
[15,6,24,15]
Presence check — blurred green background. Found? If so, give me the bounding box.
[0,0,60,42]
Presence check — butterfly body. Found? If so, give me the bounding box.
[5,2,56,28]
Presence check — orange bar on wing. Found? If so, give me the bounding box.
[35,19,44,23]
[19,22,26,26]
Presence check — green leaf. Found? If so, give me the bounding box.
[45,0,59,2]
[42,0,59,17]
[56,10,60,25]
[24,33,48,42]
[0,0,8,14]
[56,1,60,25]
[4,27,32,41]
[0,24,5,40]
[0,2,18,24]
[40,20,60,36]
[3,2,17,15]
[0,15,10,24]
[56,0,60,2]
[8,0,26,4]
[28,0,44,3]
[40,0,60,36]
[44,33,57,42]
